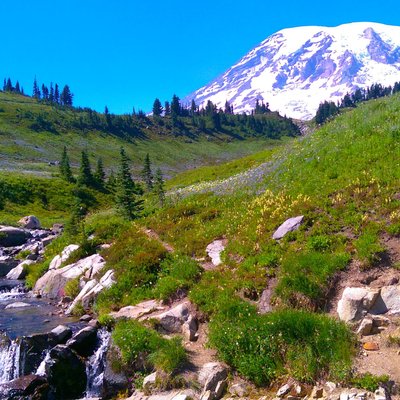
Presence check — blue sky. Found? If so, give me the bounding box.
[1,0,399,113]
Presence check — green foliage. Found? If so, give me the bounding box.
[77,150,95,187]
[350,373,389,392]
[64,277,81,298]
[276,251,350,308]
[153,168,166,206]
[112,320,186,373]
[141,153,153,191]
[60,146,74,183]
[354,227,384,269]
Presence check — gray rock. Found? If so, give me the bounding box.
[66,326,97,357]
[110,299,165,320]
[277,383,292,397]
[337,287,380,322]
[198,362,228,397]
[48,244,80,270]
[0,374,48,399]
[143,371,158,390]
[18,215,41,229]
[50,325,72,344]
[155,302,191,333]
[46,344,87,399]
[229,383,249,397]
[0,226,31,247]
[378,285,400,315]
[357,317,374,336]
[42,234,57,247]
[80,314,92,322]
[272,216,304,240]
[206,239,226,266]
[0,256,19,277]
[5,301,31,309]
[6,259,33,280]
[182,315,198,341]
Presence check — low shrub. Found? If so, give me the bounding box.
[350,373,389,392]
[354,228,384,269]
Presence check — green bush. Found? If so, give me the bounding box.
[112,320,186,373]
[350,373,389,392]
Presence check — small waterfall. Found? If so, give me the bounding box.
[85,329,111,399]
[0,338,21,384]
[35,350,51,376]
[0,284,25,301]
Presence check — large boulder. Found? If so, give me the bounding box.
[0,226,31,247]
[34,253,105,298]
[49,325,73,344]
[45,345,87,400]
[48,244,80,270]
[337,287,380,322]
[18,215,41,230]
[66,326,98,357]
[0,374,48,399]
[6,259,33,280]
[110,299,165,320]
[153,302,191,333]
[272,216,304,240]
[371,285,400,315]
[66,269,116,314]
[198,362,228,400]
[0,256,19,277]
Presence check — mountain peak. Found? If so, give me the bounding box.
[185,22,400,120]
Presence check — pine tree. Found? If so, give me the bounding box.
[171,94,181,117]
[60,85,73,106]
[115,147,143,220]
[77,150,94,186]
[106,170,117,193]
[2,79,6,91]
[94,158,106,188]
[164,101,171,115]
[33,77,41,99]
[152,98,163,116]
[5,78,13,92]
[153,168,165,206]
[15,81,21,93]
[190,99,197,116]
[54,83,60,104]
[42,84,49,100]
[59,146,74,182]
[141,153,153,190]
[49,83,54,102]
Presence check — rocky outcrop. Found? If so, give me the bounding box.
[6,259,33,280]
[272,216,304,240]
[110,299,165,320]
[48,244,80,270]
[337,285,400,322]
[34,253,106,298]
[0,256,19,277]
[198,362,228,400]
[18,215,41,230]
[66,326,98,357]
[206,239,226,266]
[45,345,87,400]
[66,269,116,314]
[152,302,194,334]
[0,226,31,247]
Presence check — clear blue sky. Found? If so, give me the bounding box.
[1,0,399,113]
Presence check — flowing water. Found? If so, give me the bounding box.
[0,338,20,384]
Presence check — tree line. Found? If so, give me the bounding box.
[60,147,165,220]
[315,81,400,124]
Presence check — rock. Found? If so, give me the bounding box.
[277,383,292,397]
[214,380,227,399]
[377,285,400,315]
[372,315,390,327]
[200,391,213,400]
[42,234,57,247]
[49,325,72,344]
[375,387,389,400]
[154,302,191,333]
[0,226,31,247]
[295,384,308,396]
[206,239,226,266]
[5,301,31,309]
[324,382,337,393]
[80,314,92,322]
[110,299,165,320]
[52,223,64,234]
[357,317,374,336]
[0,374,48,399]
[46,344,87,399]
[229,382,249,397]
[198,362,228,397]
[18,215,41,229]
[182,315,198,341]
[48,244,80,270]
[6,259,33,280]
[143,371,158,390]
[363,342,379,351]
[66,270,116,314]
[311,386,325,399]
[34,253,105,298]
[337,287,380,322]
[0,256,19,277]
[272,216,304,240]
[66,326,98,357]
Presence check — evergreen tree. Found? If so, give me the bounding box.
[106,170,117,192]
[60,85,73,106]
[5,78,13,92]
[171,94,181,117]
[59,146,74,183]
[15,81,20,93]
[141,153,153,190]
[190,99,197,116]
[115,147,143,220]
[33,77,41,99]
[41,84,49,100]
[164,101,171,115]
[2,79,6,91]
[152,98,163,116]
[94,158,106,187]
[54,83,60,104]
[49,83,54,102]
[153,168,165,206]
[77,150,94,186]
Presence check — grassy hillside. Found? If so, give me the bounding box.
[0,91,298,178]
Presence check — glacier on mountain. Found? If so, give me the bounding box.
[184,22,400,120]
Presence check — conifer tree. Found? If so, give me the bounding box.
[106,170,117,192]
[5,78,12,92]
[95,158,106,187]
[33,77,41,99]
[152,98,163,116]
[3,79,6,91]
[60,85,73,106]
[164,101,171,115]
[15,81,21,93]
[54,83,60,104]
[49,83,54,102]
[115,147,143,220]
[141,153,153,190]
[77,150,94,186]
[153,168,165,206]
[59,146,74,183]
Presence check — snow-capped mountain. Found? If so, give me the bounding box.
[184,22,400,120]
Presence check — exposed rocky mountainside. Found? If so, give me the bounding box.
[185,22,400,119]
